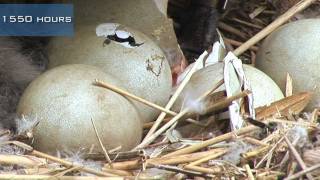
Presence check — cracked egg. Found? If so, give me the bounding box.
[48,24,172,122]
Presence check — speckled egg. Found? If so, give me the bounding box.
[17,64,142,154]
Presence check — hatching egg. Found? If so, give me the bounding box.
[48,24,172,122]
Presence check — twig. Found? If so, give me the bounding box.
[91,118,113,167]
[143,115,207,129]
[288,161,298,176]
[245,164,255,180]
[201,90,251,115]
[218,22,247,39]
[243,137,268,146]
[93,79,175,116]
[224,38,258,51]
[284,136,314,180]
[0,175,119,179]
[149,163,214,178]
[4,141,117,177]
[164,125,259,157]
[285,163,320,180]
[53,166,81,177]
[242,145,270,160]
[184,165,222,175]
[233,0,316,55]
[143,117,171,129]
[143,51,209,142]
[0,154,46,167]
[84,150,144,161]
[249,6,267,19]
[103,148,226,170]
[187,150,228,166]
[30,150,118,177]
[265,118,317,128]
[232,17,263,29]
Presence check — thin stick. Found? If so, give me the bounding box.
[242,145,270,160]
[184,165,221,174]
[143,51,209,142]
[284,164,320,180]
[266,118,317,128]
[0,175,121,179]
[224,38,258,51]
[245,164,255,180]
[233,0,316,55]
[143,117,172,129]
[232,17,263,29]
[149,163,214,178]
[201,90,251,115]
[103,148,225,170]
[93,80,175,116]
[91,119,113,167]
[31,150,117,177]
[204,79,225,96]
[218,22,247,39]
[243,137,268,146]
[164,125,259,157]
[53,166,81,177]
[187,150,228,166]
[284,136,314,180]
[288,161,298,176]
[3,141,117,177]
[0,154,46,167]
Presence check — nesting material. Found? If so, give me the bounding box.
[256,19,320,110]
[48,24,172,122]
[59,151,103,176]
[221,140,255,165]
[303,147,320,176]
[17,64,142,154]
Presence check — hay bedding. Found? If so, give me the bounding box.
[1,0,320,179]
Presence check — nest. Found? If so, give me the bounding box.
[1,0,320,179]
